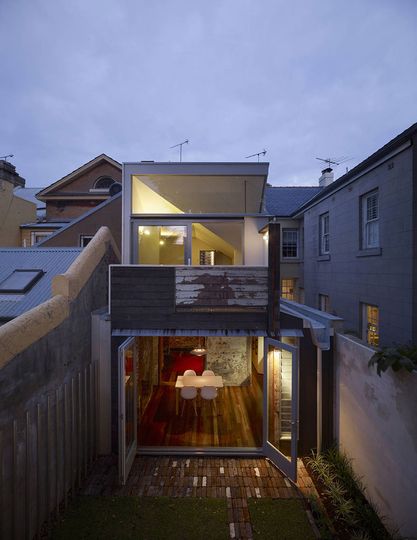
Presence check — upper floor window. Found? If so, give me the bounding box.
[91,176,115,192]
[131,174,264,215]
[30,231,51,246]
[319,212,329,255]
[281,278,296,301]
[361,190,379,248]
[319,293,330,313]
[282,229,299,258]
[362,303,379,347]
[80,235,94,247]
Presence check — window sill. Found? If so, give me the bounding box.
[282,258,302,263]
[317,254,330,261]
[356,247,382,257]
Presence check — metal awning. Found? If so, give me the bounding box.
[112,328,267,337]
[280,299,343,350]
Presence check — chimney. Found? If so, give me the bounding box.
[0,160,25,188]
[319,167,334,188]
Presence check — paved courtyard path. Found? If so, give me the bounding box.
[82,456,319,539]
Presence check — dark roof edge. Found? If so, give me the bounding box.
[36,192,121,246]
[293,121,417,216]
[36,154,122,199]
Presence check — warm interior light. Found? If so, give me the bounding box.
[144,229,150,236]
[263,232,269,242]
[159,239,165,245]
[190,347,206,356]
[191,337,207,356]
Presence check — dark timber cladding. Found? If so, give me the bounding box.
[110,266,268,331]
[267,222,280,338]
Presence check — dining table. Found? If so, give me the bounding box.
[175,374,223,415]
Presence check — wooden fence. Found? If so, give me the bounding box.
[0,363,97,539]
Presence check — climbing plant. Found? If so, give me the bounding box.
[368,344,417,376]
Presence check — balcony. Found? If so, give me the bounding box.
[109,265,268,333]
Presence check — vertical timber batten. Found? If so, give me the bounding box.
[268,222,280,338]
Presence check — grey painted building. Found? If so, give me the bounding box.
[292,122,417,347]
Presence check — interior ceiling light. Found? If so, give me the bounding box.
[190,347,206,356]
[191,337,206,356]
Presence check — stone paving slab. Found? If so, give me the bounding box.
[82,455,319,539]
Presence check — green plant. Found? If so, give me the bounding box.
[369,345,417,376]
[306,448,392,539]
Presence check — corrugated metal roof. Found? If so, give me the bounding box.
[0,248,82,320]
[265,186,322,216]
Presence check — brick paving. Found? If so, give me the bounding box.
[82,455,319,539]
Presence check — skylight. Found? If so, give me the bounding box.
[0,269,44,294]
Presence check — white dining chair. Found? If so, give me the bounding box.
[200,370,218,415]
[181,369,198,416]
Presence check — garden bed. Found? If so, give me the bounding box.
[304,448,394,540]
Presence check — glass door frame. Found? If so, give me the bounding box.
[131,218,244,266]
[118,337,138,485]
[263,337,299,482]
[132,220,192,265]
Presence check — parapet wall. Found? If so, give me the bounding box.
[335,333,417,538]
[0,226,119,539]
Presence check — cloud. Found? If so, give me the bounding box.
[0,0,416,186]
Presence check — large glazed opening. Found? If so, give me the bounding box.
[134,221,244,265]
[133,335,264,448]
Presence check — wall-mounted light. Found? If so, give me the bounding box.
[263,232,269,242]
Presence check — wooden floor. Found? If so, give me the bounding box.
[138,370,263,447]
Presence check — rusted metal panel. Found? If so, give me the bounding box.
[175,266,268,307]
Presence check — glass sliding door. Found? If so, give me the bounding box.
[137,224,189,265]
[118,338,137,485]
[263,338,299,481]
[133,220,243,266]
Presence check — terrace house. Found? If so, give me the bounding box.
[105,161,341,484]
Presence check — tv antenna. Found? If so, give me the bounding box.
[245,149,267,162]
[0,154,14,162]
[170,139,189,162]
[316,156,352,169]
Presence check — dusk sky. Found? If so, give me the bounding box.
[1,0,416,188]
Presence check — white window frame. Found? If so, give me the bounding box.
[319,213,329,255]
[282,229,299,259]
[361,190,379,249]
[80,234,94,247]
[30,231,51,246]
[318,294,330,313]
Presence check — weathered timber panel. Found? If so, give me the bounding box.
[110,266,175,313]
[176,266,268,307]
[111,311,267,331]
[110,265,268,331]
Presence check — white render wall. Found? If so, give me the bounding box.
[335,333,417,537]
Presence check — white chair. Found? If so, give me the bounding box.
[200,386,218,415]
[202,369,215,376]
[181,369,198,416]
